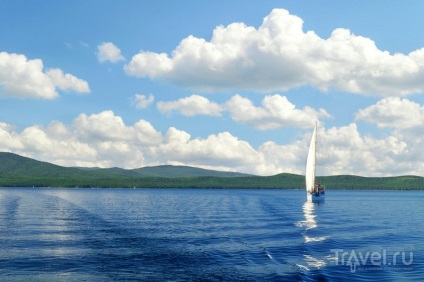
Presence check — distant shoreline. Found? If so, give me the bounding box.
[0,181,423,191]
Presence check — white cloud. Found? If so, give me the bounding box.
[0,111,162,168]
[156,128,259,169]
[125,51,172,78]
[97,42,125,63]
[46,68,90,94]
[73,111,134,142]
[133,94,154,109]
[317,124,413,176]
[133,119,163,146]
[2,110,424,176]
[226,94,331,130]
[355,97,424,161]
[71,111,162,147]
[0,122,22,150]
[0,111,267,173]
[12,122,98,166]
[257,140,305,175]
[125,8,424,97]
[355,97,424,129]
[0,52,90,99]
[156,94,330,129]
[157,94,223,116]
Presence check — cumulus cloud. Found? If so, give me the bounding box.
[258,123,414,176]
[0,111,162,168]
[0,111,261,172]
[226,94,331,130]
[124,8,424,97]
[355,97,424,160]
[156,94,330,129]
[319,124,413,176]
[73,111,134,142]
[157,94,223,116]
[125,52,172,78]
[1,110,423,176]
[0,52,90,99]
[133,94,154,109]
[46,68,90,93]
[355,97,424,129]
[97,42,125,63]
[156,128,259,169]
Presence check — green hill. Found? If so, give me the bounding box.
[320,174,424,190]
[0,152,87,178]
[131,165,250,178]
[0,152,250,178]
[0,152,423,190]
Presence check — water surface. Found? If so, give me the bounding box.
[0,188,422,281]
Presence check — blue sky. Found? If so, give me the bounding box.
[2,1,424,176]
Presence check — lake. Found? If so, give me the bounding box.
[0,188,422,281]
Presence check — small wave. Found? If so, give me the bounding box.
[304,235,330,243]
[304,254,327,269]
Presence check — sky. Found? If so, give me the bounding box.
[2,1,424,176]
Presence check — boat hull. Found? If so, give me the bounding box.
[307,193,325,203]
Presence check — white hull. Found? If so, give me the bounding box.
[307,193,325,203]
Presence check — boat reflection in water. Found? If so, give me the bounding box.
[296,201,330,271]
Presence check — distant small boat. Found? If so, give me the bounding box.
[305,122,325,203]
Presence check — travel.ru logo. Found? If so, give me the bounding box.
[330,248,413,273]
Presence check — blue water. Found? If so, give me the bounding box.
[0,188,422,281]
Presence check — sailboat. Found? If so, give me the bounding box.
[305,122,325,202]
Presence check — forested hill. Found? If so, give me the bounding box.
[0,152,423,190]
[0,152,250,179]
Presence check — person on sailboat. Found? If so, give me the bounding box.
[316,181,325,195]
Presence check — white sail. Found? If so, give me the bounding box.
[305,123,317,193]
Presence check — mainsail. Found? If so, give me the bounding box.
[305,123,317,194]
